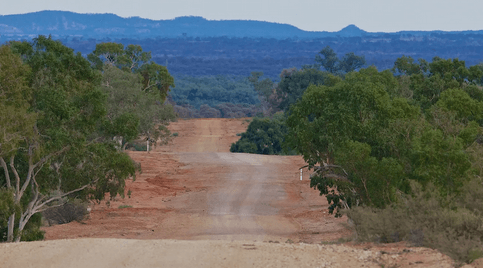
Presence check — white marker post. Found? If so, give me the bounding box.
[300,169,303,181]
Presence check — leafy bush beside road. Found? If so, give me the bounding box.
[230,114,293,155]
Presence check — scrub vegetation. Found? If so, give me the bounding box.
[2,34,483,265]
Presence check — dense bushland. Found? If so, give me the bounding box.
[0,38,175,242]
[53,33,483,78]
[229,51,483,263]
[168,75,264,118]
[284,56,483,264]
[347,181,483,265]
[170,75,260,108]
[230,114,294,155]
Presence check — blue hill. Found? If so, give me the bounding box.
[2,10,483,40]
[1,10,365,39]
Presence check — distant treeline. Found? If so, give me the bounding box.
[51,34,483,78]
[170,75,259,108]
[168,75,263,118]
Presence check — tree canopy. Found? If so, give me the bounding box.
[88,42,175,101]
[0,36,155,242]
[169,75,259,109]
[276,68,337,112]
[286,61,483,216]
[100,65,176,149]
[314,46,366,75]
[230,114,289,155]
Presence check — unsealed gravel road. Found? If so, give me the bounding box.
[0,119,458,267]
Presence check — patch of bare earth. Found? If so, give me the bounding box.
[0,118,466,267]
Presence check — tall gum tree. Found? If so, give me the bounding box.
[0,45,37,242]
[0,36,136,242]
[89,43,176,150]
[286,65,482,216]
[88,43,175,102]
[101,65,176,150]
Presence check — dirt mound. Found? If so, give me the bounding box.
[0,239,454,268]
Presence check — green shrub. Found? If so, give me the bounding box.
[346,182,483,265]
[21,213,45,241]
[230,115,294,155]
[118,205,133,209]
[171,132,179,137]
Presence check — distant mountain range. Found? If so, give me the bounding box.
[2,10,483,79]
[1,10,483,40]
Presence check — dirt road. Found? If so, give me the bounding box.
[0,118,460,267]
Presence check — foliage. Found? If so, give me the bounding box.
[169,74,264,118]
[392,56,483,110]
[248,71,274,100]
[0,45,36,158]
[169,75,259,109]
[101,65,177,148]
[0,189,16,241]
[230,113,292,155]
[276,68,337,112]
[248,71,276,115]
[391,55,429,76]
[173,102,262,119]
[347,182,483,265]
[0,36,137,242]
[88,42,174,101]
[19,213,44,242]
[285,54,483,264]
[286,64,482,216]
[314,46,366,75]
[32,34,483,79]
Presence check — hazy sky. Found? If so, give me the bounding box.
[2,0,482,32]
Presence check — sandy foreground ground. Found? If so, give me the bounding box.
[0,118,476,267]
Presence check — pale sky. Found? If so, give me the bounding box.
[1,0,482,32]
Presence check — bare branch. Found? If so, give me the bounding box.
[9,155,21,201]
[310,164,351,182]
[19,177,40,226]
[17,144,35,203]
[35,203,64,213]
[143,80,159,92]
[322,174,351,181]
[33,177,100,212]
[0,157,11,188]
[299,164,310,170]
[32,145,70,170]
[32,159,49,185]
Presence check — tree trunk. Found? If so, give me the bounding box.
[14,217,28,242]
[14,207,35,242]
[7,213,15,242]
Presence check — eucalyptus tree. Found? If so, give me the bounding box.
[88,43,174,101]
[314,46,366,75]
[99,56,176,150]
[0,36,137,242]
[286,66,482,216]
